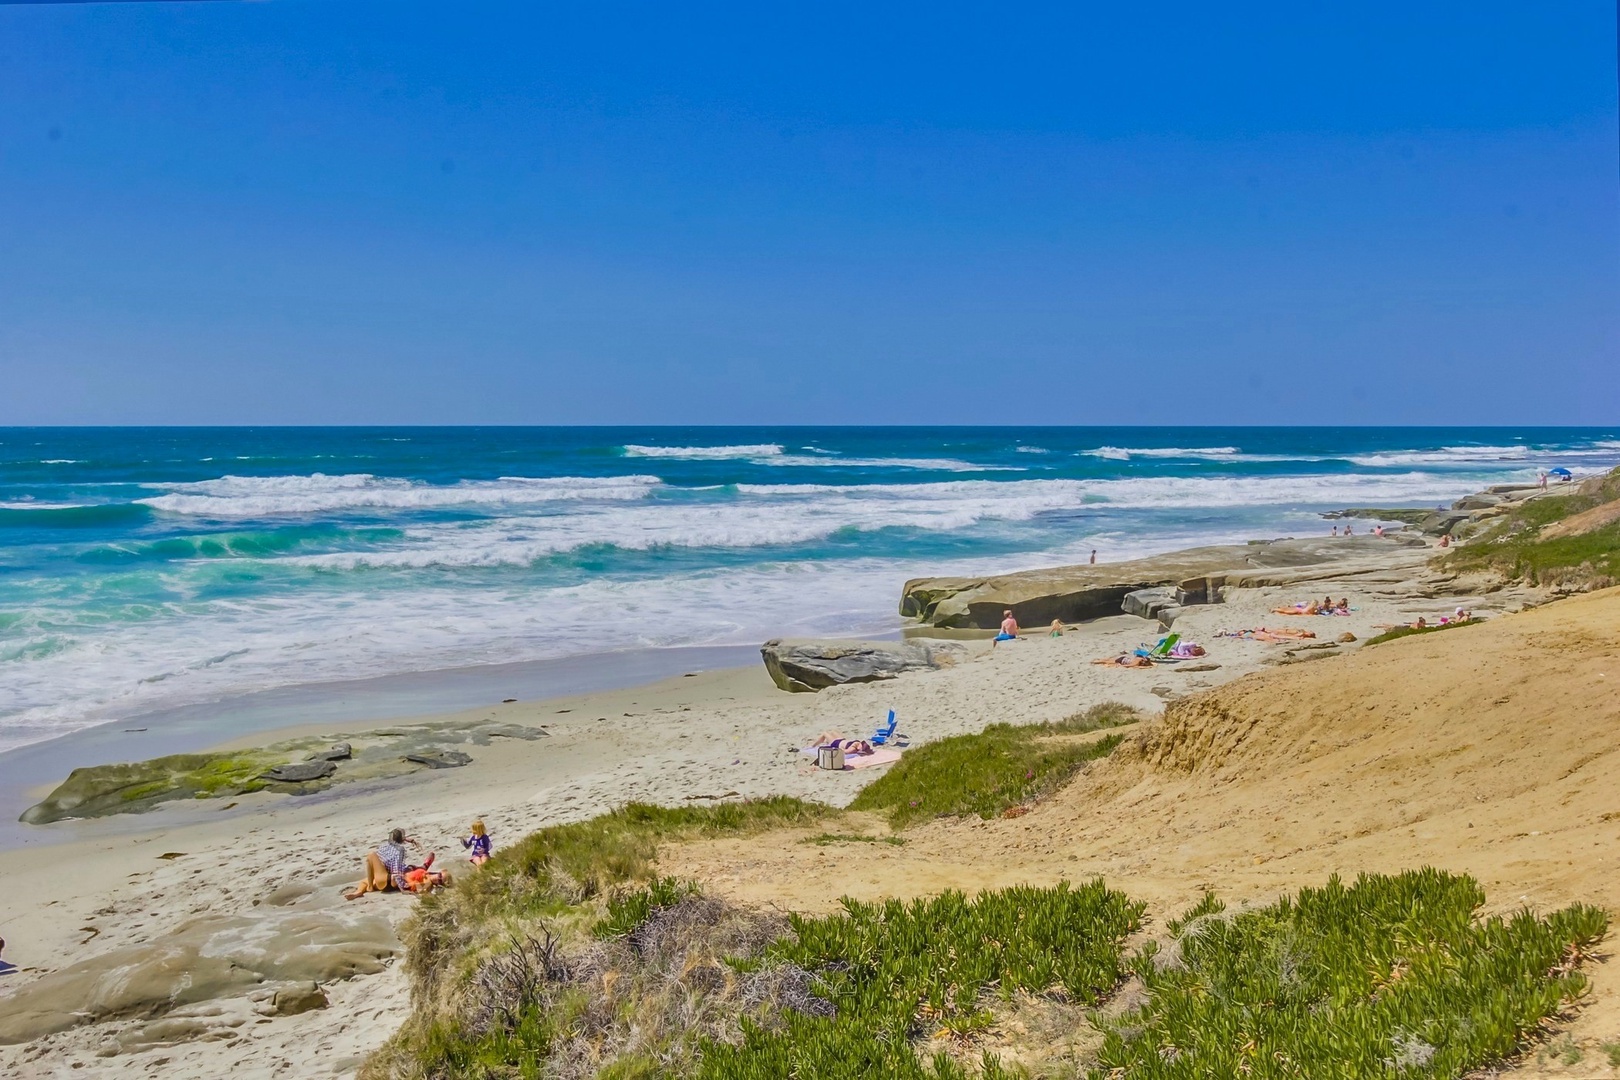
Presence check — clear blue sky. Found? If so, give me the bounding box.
[1,2,1616,425]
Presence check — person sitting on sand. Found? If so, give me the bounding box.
[345,828,418,899]
[992,610,1019,646]
[462,820,493,866]
[1049,619,1064,637]
[0,935,13,977]
[1373,525,1385,537]
[1438,533,1451,548]
[1414,617,1428,629]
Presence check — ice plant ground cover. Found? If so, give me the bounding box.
[1089,869,1608,1079]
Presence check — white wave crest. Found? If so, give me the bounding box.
[289,471,1493,569]
[1015,446,1051,454]
[1083,446,1241,460]
[1346,445,1534,467]
[0,500,91,510]
[622,443,783,459]
[764,455,1022,471]
[137,473,662,517]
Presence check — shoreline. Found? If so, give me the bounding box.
[0,643,769,848]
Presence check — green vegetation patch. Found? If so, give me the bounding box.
[698,879,1146,1079]
[850,703,1139,828]
[1362,620,1482,647]
[1091,868,1608,1079]
[1444,467,1620,590]
[400,798,833,1005]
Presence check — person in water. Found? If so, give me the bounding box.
[462,820,493,866]
[993,610,1019,646]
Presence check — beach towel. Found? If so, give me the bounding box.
[843,748,902,770]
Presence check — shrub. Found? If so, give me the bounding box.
[850,703,1139,828]
[697,878,1146,1079]
[1090,868,1608,1079]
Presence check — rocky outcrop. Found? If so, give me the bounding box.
[900,535,1429,630]
[262,761,337,784]
[0,909,394,1044]
[405,749,473,769]
[761,639,965,693]
[22,720,548,825]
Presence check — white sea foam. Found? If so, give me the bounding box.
[1015,446,1051,454]
[622,443,783,459]
[39,459,82,465]
[137,473,662,517]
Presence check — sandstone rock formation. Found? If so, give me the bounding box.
[900,535,1427,629]
[760,639,964,693]
[0,909,394,1044]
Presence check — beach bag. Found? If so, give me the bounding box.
[817,746,846,771]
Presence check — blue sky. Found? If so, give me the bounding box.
[1,2,1616,425]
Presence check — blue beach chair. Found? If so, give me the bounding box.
[871,709,899,746]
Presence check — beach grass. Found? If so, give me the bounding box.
[1362,620,1482,647]
[848,702,1139,828]
[395,798,834,1012]
[1090,868,1607,1079]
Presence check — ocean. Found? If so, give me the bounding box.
[2,426,1617,756]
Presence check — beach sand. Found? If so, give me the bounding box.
[0,540,1560,1077]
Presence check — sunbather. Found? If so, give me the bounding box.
[992,610,1019,645]
[1049,619,1064,637]
[402,853,452,894]
[1092,654,1153,667]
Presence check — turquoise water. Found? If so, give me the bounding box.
[2,426,1615,753]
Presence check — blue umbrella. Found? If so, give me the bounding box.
[1548,467,1573,478]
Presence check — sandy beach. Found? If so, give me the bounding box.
[0,525,1551,1078]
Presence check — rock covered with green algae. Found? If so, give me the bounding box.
[20,719,549,825]
[19,751,287,824]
